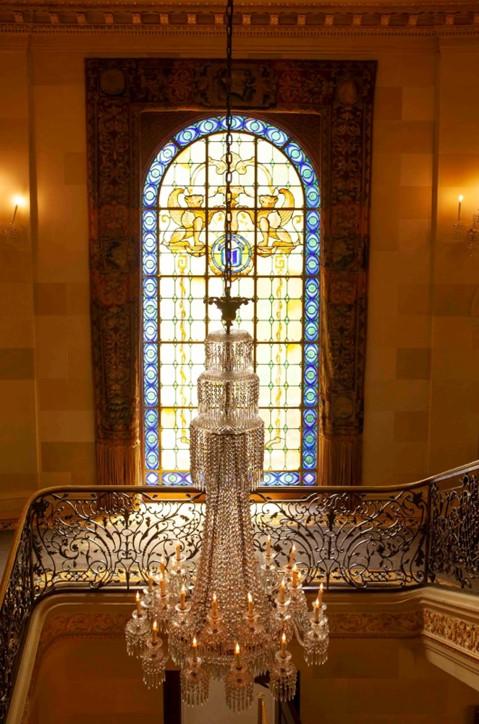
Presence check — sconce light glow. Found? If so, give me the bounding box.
[458,194,464,203]
[11,194,27,209]
[8,194,28,226]
[0,193,27,242]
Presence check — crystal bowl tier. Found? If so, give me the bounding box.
[190,419,264,491]
[197,372,259,419]
[205,329,253,373]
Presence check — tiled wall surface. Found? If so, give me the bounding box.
[301,637,479,724]
[32,50,95,488]
[27,632,479,723]
[363,48,437,483]
[364,42,479,483]
[0,49,39,515]
[0,34,478,512]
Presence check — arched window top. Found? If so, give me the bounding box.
[144,115,319,211]
[142,115,320,487]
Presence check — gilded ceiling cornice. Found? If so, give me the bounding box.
[1,2,479,35]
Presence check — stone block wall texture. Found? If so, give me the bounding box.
[300,637,479,724]
[0,33,478,512]
[28,633,479,723]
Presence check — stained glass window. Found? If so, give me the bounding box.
[142,115,320,486]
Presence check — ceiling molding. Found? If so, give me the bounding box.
[1,4,479,35]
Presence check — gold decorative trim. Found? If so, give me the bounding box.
[1,5,479,34]
[0,517,17,531]
[423,608,479,657]
[329,610,423,637]
[33,606,423,660]
[35,611,130,659]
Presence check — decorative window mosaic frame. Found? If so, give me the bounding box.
[86,59,376,487]
[142,114,320,486]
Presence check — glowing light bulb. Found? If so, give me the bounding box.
[11,194,26,208]
[9,194,27,225]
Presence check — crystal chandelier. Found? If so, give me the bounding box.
[124,0,329,711]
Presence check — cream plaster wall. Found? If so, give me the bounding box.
[0,31,478,512]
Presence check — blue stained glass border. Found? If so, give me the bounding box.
[157,471,318,487]
[142,115,320,486]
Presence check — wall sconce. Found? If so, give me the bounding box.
[453,194,479,253]
[0,194,27,244]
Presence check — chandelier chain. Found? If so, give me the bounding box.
[224,0,234,298]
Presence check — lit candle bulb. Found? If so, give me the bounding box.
[313,598,320,623]
[180,583,186,609]
[135,590,142,614]
[211,592,219,617]
[291,563,299,588]
[280,631,287,656]
[234,641,241,667]
[192,635,198,659]
[247,592,254,617]
[316,582,324,607]
[159,570,167,596]
[265,535,272,559]
[152,619,159,643]
[175,543,182,562]
[278,578,287,604]
[458,194,464,222]
[289,543,297,566]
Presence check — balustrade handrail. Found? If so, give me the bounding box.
[0,459,478,723]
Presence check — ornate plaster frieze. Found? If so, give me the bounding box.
[34,607,424,655]
[1,3,479,35]
[0,517,17,531]
[423,607,479,657]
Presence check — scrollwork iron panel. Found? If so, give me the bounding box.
[30,485,429,595]
[30,492,205,596]
[2,467,479,724]
[0,519,34,723]
[429,473,479,590]
[252,487,429,588]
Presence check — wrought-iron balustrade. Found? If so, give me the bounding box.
[1,461,478,722]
